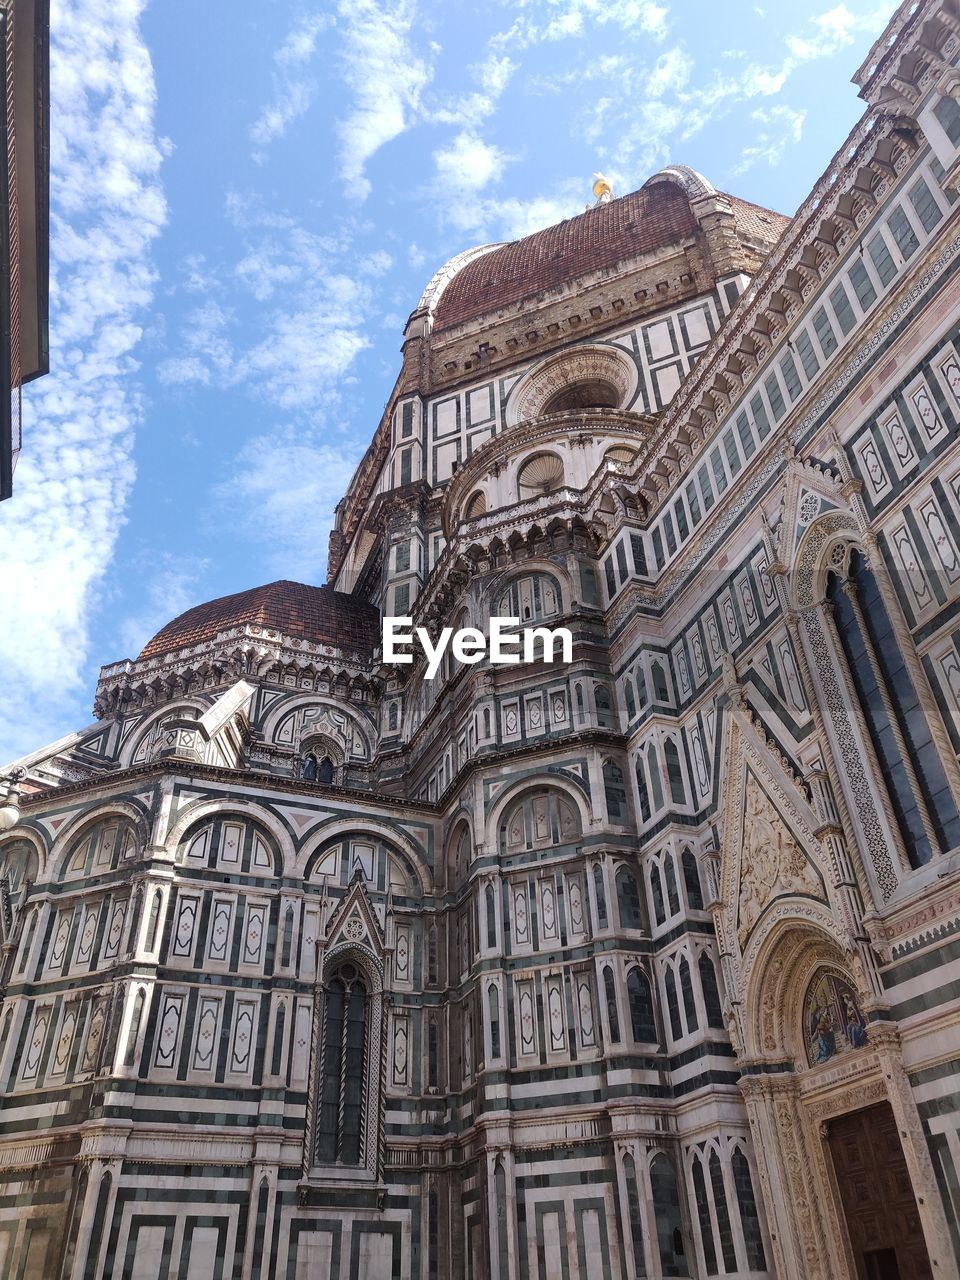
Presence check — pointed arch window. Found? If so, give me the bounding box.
[281,905,294,967]
[604,760,628,821]
[145,890,163,953]
[699,952,725,1029]
[827,550,960,866]
[593,865,608,929]
[485,884,497,949]
[647,744,665,811]
[664,857,680,916]
[649,864,666,926]
[692,1157,718,1275]
[635,756,651,824]
[682,848,703,909]
[316,962,368,1166]
[709,1151,737,1272]
[487,984,501,1060]
[732,1148,766,1271]
[627,967,657,1043]
[623,1154,646,1277]
[603,966,621,1043]
[616,866,643,930]
[664,740,685,805]
[650,1153,686,1276]
[664,968,682,1041]
[679,955,698,1032]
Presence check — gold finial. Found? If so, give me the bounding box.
[592,172,613,204]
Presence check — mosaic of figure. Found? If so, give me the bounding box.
[803,971,869,1066]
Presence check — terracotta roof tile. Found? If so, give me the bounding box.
[138,581,380,660]
[432,184,788,332]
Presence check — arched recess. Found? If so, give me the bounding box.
[261,695,375,761]
[121,699,211,768]
[175,811,284,878]
[51,802,150,881]
[743,918,866,1063]
[483,558,573,622]
[299,814,430,896]
[491,780,586,855]
[443,817,472,892]
[164,798,296,877]
[791,508,960,902]
[486,773,589,852]
[504,343,640,425]
[0,826,47,892]
[309,940,385,1182]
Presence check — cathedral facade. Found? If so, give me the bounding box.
[3,2,960,1277]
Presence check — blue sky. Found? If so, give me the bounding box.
[0,0,898,763]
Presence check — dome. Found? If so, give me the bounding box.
[423,173,789,334]
[138,580,380,661]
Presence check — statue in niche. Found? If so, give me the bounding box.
[737,776,824,946]
[299,751,334,784]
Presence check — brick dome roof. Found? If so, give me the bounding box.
[138,580,380,660]
[430,179,788,333]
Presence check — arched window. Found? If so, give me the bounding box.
[497,571,562,621]
[664,969,682,1041]
[575,682,585,720]
[649,864,666,926]
[145,890,163,953]
[627,968,657,1043]
[603,966,621,1043]
[0,840,37,921]
[732,1148,766,1270]
[682,849,703,909]
[650,1153,686,1276]
[427,925,438,985]
[483,707,492,738]
[699,953,725,1030]
[17,907,38,974]
[271,1003,286,1076]
[595,684,615,727]
[604,760,628,820]
[488,984,501,1060]
[427,1018,438,1089]
[485,884,497,949]
[664,739,685,805]
[647,744,665,811]
[635,756,651,824]
[664,856,680,915]
[624,679,637,720]
[316,962,368,1166]
[636,664,648,708]
[827,549,960,866]
[300,752,317,781]
[616,867,643,930]
[124,988,145,1068]
[652,661,669,702]
[317,756,335,784]
[623,1154,646,1276]
[593,865,608,928]
[709,1151,737,1272]
[679,955,698,1032]
[281,905,294,967]
[126,889,143,956]
[692,1157,718,1275]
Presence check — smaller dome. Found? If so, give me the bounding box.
[138,581,380,660]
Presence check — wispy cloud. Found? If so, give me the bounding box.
[213,437,363,582]
[0,0,166,761]
[336,0,434,200]
[250,12,333,157]
[117,552,210,658]
[434,132,512,195]
[735,104,807,172]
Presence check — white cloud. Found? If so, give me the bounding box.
[214,438,363,582]
[0,0,166,762]
[117,553,210,658]
[493,0,669,49]
[735,104,807,172]
[249,12,333,154]
[434,132,511,194]
[336,0,434,200]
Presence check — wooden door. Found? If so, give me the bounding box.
[826,1102,932,1280]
